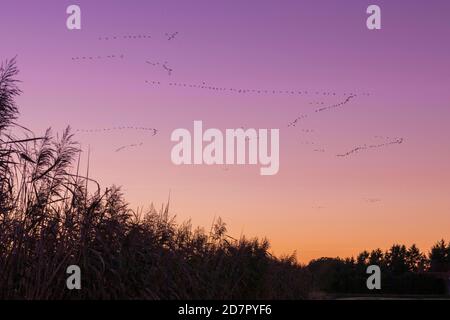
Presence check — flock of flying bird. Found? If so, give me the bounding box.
[71,54,125,61]
[288,94,358,125]
[286,94,405,157]
[144,78,402,159]
[315,94,357,113]
[63,27,404,214]
[165,32,179,41]
[97,32,179,41]
[115,142,144,153]
[336,137,404,158]
[145,79,371,98]
[146,61,173,76]
[75,126,158,136]
[71,32,180,151]
[75,127,158,153]
[98,34,152,40]
[70,29,403,161]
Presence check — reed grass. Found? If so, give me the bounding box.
[0,58,312,300]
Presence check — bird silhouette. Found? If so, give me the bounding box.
[315,94,357,113]
[76,126,158,135]
[162,62,173,76]
[99,33,151,40]
[337,137,404,157]
[287,114,307,128]
[144,80,370,98]
[72,54,124,61]
[115,142,144,152]
[165,32,179,40]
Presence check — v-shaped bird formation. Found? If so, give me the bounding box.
[69,28,403,159]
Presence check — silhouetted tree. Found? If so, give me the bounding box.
[368,248,384,267]
[406,244,427,272]
[356,250,369,266]
[429,239,449,272]
[384,245,408,274]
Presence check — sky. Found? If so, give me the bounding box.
[1,0,450,262]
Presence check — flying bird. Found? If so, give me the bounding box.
[337,137,404,157]
[115,142,144,153]
[165,32,179,40]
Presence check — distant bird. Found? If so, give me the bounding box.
[165,32,179,41]
[288,114,307,128]
[337,137,404,157]
[337,146,366,157]
[142,79,371,106]
[162,62,173,76]
[146,61,173,75]
[115,142,144,153]
[315,94,357,113]
[76,126,158,135]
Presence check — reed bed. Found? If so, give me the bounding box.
[0,58,312,299]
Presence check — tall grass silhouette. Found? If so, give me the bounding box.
[0,58,311,299]
[2,58,447,300]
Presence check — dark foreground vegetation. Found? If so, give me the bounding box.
[0,58,448,299]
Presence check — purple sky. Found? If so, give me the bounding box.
[2,0,450,261]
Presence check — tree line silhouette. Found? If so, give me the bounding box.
[308,241,450,296]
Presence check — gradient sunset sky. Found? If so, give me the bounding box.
[1,0,450,262]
